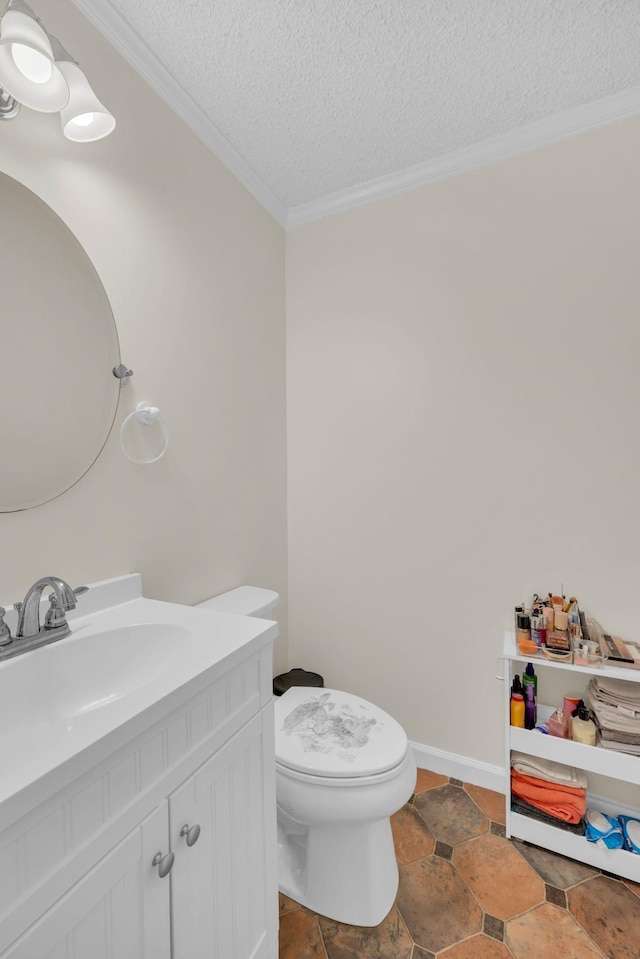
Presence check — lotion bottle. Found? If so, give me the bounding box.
[572,704,597,745]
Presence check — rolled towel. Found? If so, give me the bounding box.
[511,752,587,789]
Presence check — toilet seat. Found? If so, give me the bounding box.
[274,686,408,780]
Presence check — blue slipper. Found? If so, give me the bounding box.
[585,810,624,849]
[619,816,640,854]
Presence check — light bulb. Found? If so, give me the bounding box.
[69,111,94,127]
[57,60,115,142]
[11,41,52,83]
[0,3,68,111]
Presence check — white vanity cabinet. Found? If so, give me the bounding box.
[4,805,171,959]
[0,635,278,959]
[170,709,277,959]
[502,633,640,883]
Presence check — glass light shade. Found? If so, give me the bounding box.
[0,5,68,111]
[58,60,115,142]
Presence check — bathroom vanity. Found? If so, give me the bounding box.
[0,575,279,958]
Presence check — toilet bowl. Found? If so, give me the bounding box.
[275,686,416,926]
[196,587,416,927]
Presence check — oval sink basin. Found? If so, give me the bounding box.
[0,622,194,730]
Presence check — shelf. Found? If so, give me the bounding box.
[509,812,640,883]
[502,636,640,883]
[510,710,640,784]
[502,632,640,683]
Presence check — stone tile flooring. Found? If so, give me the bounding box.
[278,768,640,959]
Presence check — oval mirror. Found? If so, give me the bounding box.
[0,172,120,512]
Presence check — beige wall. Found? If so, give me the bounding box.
[286,117,640,766]
[0,0,288,670]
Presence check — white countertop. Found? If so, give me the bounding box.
[0,574,277,828]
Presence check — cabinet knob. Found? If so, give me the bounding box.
[180,823,201,847]
[152,850,175,878]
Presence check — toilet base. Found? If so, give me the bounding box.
[278,814,399,927]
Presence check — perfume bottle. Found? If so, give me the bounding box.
[547,708,569,738]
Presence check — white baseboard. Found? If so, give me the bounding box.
[410,740,506,794]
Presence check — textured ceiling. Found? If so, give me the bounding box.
[81,1,640,211]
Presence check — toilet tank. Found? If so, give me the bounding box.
[196,585,279,619]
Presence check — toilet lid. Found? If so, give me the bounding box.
[274,687,408,778]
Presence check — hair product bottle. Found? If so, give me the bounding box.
[524,683,536,730]
[522,663,537,724]
[510,675,525,728]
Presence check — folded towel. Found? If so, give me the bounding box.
[510,771,586,824]
[597,737,640,756]
[511,796,586,835]
[589,677,640,715]
[591,675,640,701]
[511,770,586,800]
[511,752,587,789]
[589,697,640,735]
[597,724,640,745]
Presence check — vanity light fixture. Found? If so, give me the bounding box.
[50,36,115,142]
[0,0,114,140]
[0,0,67,112]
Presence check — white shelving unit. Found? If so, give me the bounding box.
[501,632,640,882]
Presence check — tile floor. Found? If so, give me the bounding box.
[278,767,640,959]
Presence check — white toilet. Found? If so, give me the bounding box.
[197,586,416,927]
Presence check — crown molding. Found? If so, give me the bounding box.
[70,0,288,227]
[287,85,640,229]
[64,4,640,233]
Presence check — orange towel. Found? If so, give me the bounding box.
[510,770,586,824]
[511,770,586,799]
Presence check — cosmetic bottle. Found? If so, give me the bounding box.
[522,663,537,723]
[510,675,525,728]
[569,597,580,625]
[524,683,536,730]
[542,605,555,634]
[547,708,569,738]
[572,705,597,745]
[516,614,531,646]
[510,692,525,728]
[530,611,546,647]
[514,605,524,633]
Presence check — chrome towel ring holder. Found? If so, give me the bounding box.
[120,402,169,465]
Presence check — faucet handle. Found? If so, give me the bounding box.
[46,585,89,607]
[44,585,89,630]
[0,608,12,646]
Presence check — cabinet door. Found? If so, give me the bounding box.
[170,707,278,959]
[3,804,171,959]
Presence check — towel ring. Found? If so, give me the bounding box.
[120,403,170,465]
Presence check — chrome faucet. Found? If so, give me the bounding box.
[0,577,88,661]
